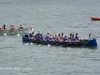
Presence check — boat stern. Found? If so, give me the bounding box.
[86,38,97,47]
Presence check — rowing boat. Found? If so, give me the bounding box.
[0,28,28,35]
[22,34,97,47]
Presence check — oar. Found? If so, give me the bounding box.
[48,44,51,47]
[3,30,6,36]
[4,33,6,36]
[81,33,97,47]
[17,34,20,36]
[92,33,97,39]
[81,39,90,47]
[31,42,33,45]
[29,39,33,45]
[9,29,20,36]
[13,30,20,36]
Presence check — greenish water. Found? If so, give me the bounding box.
[0,0,100,75]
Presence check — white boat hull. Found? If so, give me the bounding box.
[0,28,28,35]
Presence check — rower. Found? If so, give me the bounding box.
[10,24,15,30]
[2,24,6,30]
[38,30,42,37]
[75,33,80,42]
[69,33,75,42]
[45,33,50,41]
[49,34,53,41]
[0,27,2,30]
[28,31,35,39]
[61,32,64,38]
[54,34,58,41]
[28,33,33,39]
[63,36,67,42]
[58,37,63,42]
[19,24,23,29]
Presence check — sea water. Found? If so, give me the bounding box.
[0,0,100,75]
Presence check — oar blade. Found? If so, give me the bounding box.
[17,34,20,36]
[4,33,6,36]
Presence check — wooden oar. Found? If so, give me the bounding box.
[3,30,6,36]
[7,29,20,36]
[29,39,33,45]
[10,30,20,36]
[81,39,90,47]
[4,33,6,36]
